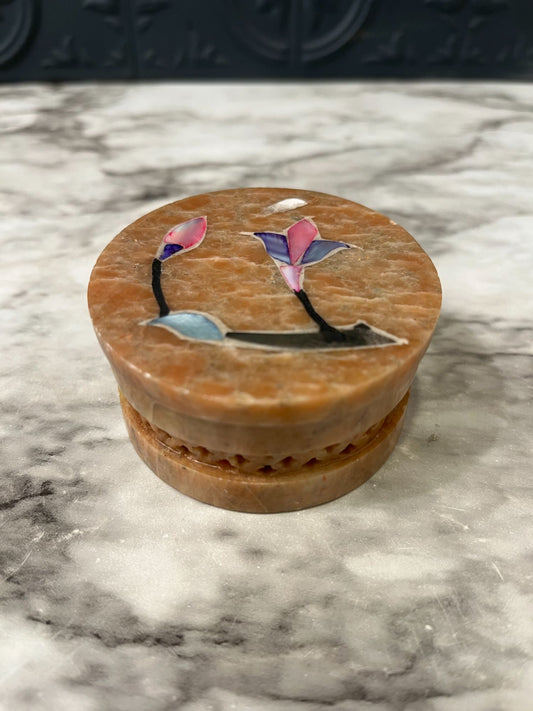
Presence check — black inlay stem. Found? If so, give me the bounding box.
[152,258,169,318]
[294,289,346,342]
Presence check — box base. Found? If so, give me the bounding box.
[120,392,409,513]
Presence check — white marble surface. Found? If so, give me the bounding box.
[0,82,532,711]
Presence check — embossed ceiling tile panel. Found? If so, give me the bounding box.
[0,0,38,70]
[0,0,134,81]
[0,0,532,80]
[225,0,376,67]
[208,0,378,76]
[134,0,234,79]
[295,0,533,78]
[166,0,533,79]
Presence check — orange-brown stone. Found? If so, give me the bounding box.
[120,391,410,514]
[88,188,441,511]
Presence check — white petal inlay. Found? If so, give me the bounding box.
[264,198,308,215]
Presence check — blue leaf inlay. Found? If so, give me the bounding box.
[301,240,349,265]
[149,312,224,341]
[253,232,291,264]
[160,243,183,261]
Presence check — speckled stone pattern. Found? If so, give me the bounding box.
[88,188,441,464]
[1,82,533,709]
[120,391,410,513]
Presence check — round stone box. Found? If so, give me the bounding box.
[88,188,441,512]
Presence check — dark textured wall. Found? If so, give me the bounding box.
[1,0,532,81]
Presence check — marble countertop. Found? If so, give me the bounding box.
[0,82,531,711]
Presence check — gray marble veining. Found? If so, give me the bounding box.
[0,82,532,711]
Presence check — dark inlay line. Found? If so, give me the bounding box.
[294,289,346,343]
[151,258,169,318]
[227,323,395,350]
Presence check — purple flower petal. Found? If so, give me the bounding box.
[301,240,350,265]
[159,243,184,261]
[253,232,291,264]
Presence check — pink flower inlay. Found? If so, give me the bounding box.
[252,217,351,292]
[280,265,304,292]
[157,216,207,261]
[287,219,318,264]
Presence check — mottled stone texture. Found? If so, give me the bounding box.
[121,391,409,513]
[4,82,533,706]
[88,188,441,469]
